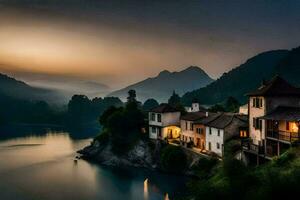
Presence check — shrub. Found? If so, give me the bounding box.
[160,145,187,173]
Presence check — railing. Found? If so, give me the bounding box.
[242,140,264,155]
[266,130,300,143]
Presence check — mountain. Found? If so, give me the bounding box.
[181,50,290,105]
[108,66,214,102]
[274,46,300,86]
[0,73,64,104]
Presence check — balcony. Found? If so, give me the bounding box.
[266,130,300,143]
[242,140,264,155]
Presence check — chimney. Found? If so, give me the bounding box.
[206,112,209,117]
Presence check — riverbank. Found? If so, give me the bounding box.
[78,138,207,177]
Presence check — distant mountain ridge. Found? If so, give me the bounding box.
[181,47,300,105]
[0,73,64,104]
[108,66,214,102]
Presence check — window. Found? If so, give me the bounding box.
[157,114,161,122]
[217,143,220,149]
[151,127,156,133]
[190,123,194,131]
[240,130,248,138]
[253,118,262,130]
[217,130,220,136]
[151,113,155,121]
[209,128,212,135]
[185,121,188,130]
[208,142,211,150]
[196,128,203,134]
[252,97,263,108]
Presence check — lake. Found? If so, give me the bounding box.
[0,129,188,200]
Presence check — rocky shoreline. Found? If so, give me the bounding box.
[78,139,205,176]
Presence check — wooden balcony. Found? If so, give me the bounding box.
[242,140,264,155]
[266,130,300,143]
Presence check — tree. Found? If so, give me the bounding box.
[225,96,240,112]
[209,104,225,112]
[143,98,159,111]
[168,90,181,106]
[127,89,137,103]
[160,145,187,173]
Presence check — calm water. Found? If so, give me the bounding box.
[0,130,188,200]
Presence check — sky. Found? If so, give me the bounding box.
[0,0,300,89]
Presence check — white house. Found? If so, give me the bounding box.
[239,104,248,115]
[199,113,248,157]
[148,104,181,140]
[244,76,300,160]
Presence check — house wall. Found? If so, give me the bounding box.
[239,104,248,115]
[180,119,195,143]
[205,127,224,157]
[162,126,181,139]
[194,124,206,149]
[149,126,159,139]
[249,95,300,145]
[149,112,162,126]
[249,96,266,145]
[161,112,181,126]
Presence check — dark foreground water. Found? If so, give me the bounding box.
[0,129,188,200]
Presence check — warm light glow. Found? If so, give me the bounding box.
[144,178,149,199]
[164,193,170,200]
[291,122,299,132]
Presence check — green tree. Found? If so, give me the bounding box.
[225,96,240,112]
[168,90,181,106]
[160,145,187,173]
[142,98,159,111]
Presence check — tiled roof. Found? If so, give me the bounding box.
[260,106,300,121]
[196,113,248,129]
[181,111,207,121]
[247,76,300,97]
[150,103,179,113]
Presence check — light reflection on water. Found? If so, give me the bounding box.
[0,132,187,200]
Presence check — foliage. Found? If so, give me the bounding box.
[160,145,187,173]
[209,104,225,112]
[186,147,300,200]
[97,91,146,155]
[94,130,110,145]
[142,98,159,111]
[66,95,123,126]
[168,90,181,107]
[225,96,240,112]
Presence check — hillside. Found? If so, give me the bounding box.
[108,66,214,103]
[0,73,64,104]
[181,50,290,105]
[274,46,300,86]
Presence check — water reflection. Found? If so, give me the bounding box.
[0,131,187,200]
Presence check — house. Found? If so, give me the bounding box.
[239,104,248,115]
[184,102,206,113]
[180,111,209,150]
[196,113,248,157]
[244,76,300,161]
[148,104,181,140]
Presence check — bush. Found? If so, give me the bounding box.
[160,145,187,173]
[94,130,109,145]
